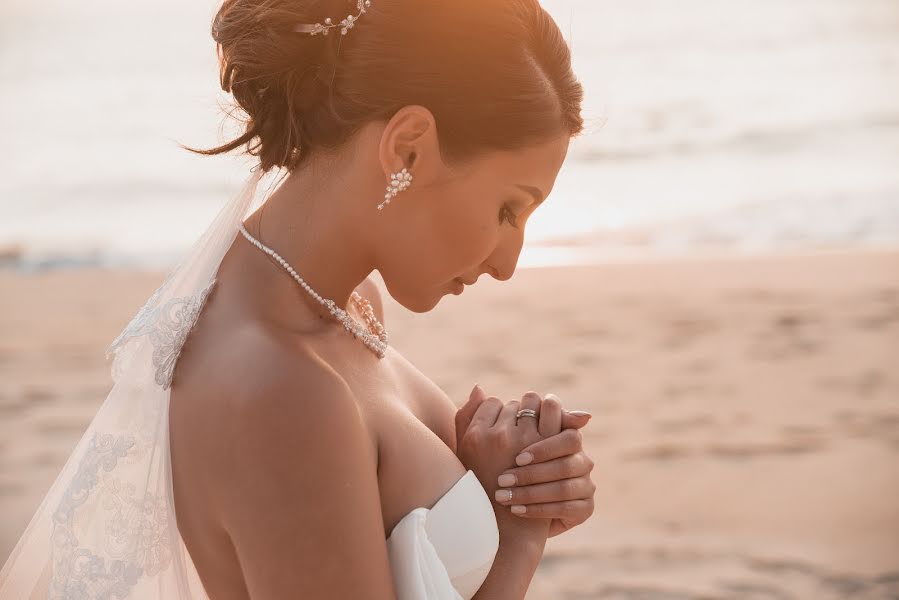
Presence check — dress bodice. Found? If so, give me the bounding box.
[385,470,499,599]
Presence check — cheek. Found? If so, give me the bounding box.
[443,194,497,247]
[439,211,496,267]
[400,189,499,281]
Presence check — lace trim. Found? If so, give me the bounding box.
[108,278,217,390]
[49,432,172,599]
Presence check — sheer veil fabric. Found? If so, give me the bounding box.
[0,166,267,599]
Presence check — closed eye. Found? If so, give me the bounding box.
[499,204,519,228]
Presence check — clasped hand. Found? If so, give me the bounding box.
[455,384,596,538]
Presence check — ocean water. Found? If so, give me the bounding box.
[1,0,898,270]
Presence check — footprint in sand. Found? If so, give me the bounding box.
[622,431,827,462]
[22,386,56,406]
[852,288,899,330]
[538,547,899,600]
[749,311,827,359]
[654,414,717,433]
[0,481,25,496]
[748,557,899,600]
[0,394,28,417]
[621,442,694,461]
[817,370,888,399]
[834,410,899,450]
[659,315,718,351]
[570,351,599,368]
[662,379,733,403]
[35,418,90,437]
[703,435,827,459]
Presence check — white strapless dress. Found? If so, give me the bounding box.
[386,469,500,599]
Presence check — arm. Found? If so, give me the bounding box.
[455,388,554,599]
[214,351,397,599]
[472,525,548,599]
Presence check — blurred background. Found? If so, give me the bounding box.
[1,0,897,598]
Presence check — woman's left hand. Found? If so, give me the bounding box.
[456,389,596,538]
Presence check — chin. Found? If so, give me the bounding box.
[404,293,445,314]
[383,282,451,314]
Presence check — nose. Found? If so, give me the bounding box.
[488,237,523,282]
[490,263,514,282]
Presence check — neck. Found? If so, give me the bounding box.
[238,156,379,327]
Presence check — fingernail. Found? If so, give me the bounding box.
[470,384,481,398]
[495,489,512,502]
[567,410,592,417]
[545,393,560,401]
[511,505,526,515]
[515,452,533,466]
[497,473,516,487]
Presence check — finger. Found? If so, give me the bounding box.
[506,499,593,519]
[514,428,581,467]
[560,410,592,430]
[538,393,563,437]
[494,399,521,429]
[470,395,503,428]
[456,384,488,441]
[494,477,595,506]
[497,452,593,487]
[516,391,542,435]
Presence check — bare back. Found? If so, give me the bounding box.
[168,255,468,598]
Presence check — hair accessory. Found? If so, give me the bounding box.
[293,0,372,36]
[378,167,413,210]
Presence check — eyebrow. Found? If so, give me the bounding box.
[515,184,545,206]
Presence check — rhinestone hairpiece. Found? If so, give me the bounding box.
[293,0,371,36]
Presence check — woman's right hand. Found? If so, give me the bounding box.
[455,384,551,543]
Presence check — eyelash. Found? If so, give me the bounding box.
[499,204,519,228]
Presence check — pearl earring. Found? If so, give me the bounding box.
[377,167,413,210]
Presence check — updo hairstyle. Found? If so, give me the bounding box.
[185,0,584,173]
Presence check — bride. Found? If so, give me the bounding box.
[0,0,596,598]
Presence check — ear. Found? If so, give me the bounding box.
[378,104,439,178]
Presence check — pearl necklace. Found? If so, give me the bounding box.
[238,223,389,358]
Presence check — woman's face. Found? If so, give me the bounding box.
[378,132,570,313]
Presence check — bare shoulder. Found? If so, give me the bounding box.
[213,325,357,416]
[194,326,396,597]
[206,325,377,471]
[355,274,385,325]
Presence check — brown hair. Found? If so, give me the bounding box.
[183,0,584,173]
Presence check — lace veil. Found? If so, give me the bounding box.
[0,165,267,599]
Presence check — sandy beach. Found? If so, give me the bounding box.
[1,249,897,599]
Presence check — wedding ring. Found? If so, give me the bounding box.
[515,408,538,425]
